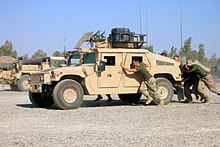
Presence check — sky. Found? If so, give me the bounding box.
[0,0,220,58]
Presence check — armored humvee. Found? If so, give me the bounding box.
[0,56,65,91]
[29,28,182,109]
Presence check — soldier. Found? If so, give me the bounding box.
[94,94,113,103]
[182,64,200,103]
[183,63,220,104]
[120,58,164,106]
[173,55,180,62]
[160,52,168,57]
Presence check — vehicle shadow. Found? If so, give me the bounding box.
[16,104,35,108]
[16,99,148,110]
[81,99,146,108]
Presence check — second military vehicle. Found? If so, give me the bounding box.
[0,56,65,91]
[29,28,182,109]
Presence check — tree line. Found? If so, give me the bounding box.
[0,40,65,60]
[144,37,220,77]
[1,39,220,76]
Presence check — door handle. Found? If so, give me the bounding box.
[107,74,112,77]
[118,71,123,74]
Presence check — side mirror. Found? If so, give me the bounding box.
[98,61,105,72]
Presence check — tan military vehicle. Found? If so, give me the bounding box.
[29,28,182,109]
[0,56,65,91]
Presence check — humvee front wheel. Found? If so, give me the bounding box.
[18,75,30,91]
[154,78,174,105]
[53,79,84,110]
[29,91,54,108]
[118,93,142,104]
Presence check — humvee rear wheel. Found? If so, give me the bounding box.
[29,91,54,108]
[18,75,30,91]
[53,79,84,110]
[118,93,142,104]
[154,78,174,105]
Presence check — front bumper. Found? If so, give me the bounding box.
[30,73,51,93]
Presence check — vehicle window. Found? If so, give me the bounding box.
[132,56,143,63]
[83,53,96,64]
[104,56,115,66]
[50,60,65,67]
[131,56,143,68]
[68,54,80,65]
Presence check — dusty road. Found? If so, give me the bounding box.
[0,82,220,147]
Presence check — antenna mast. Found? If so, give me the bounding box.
[139,0,142,34]
[146,0,148,45]
[180,0,186,64]
[64,24,67,56]
[180,0,183,55]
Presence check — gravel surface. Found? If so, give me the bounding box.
[0,82,220,147]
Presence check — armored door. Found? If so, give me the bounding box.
[98,53,123,88]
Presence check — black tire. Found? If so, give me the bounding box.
[29,91,54,108]
[17,75,30,91]
[154,78,174,105]
[53,79,84,110]
[10,84,19,91]
[118,93,142,104]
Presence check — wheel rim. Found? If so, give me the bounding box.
[23,80,29,87]
[63,88,77,103]
[158,86,168,99]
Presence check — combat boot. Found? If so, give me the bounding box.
[106,94,113,103]
[145,95,154,105]
[204,97,212,104]
[94,95,102,101]
[157,99,164,106]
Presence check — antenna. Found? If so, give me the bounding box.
[139,0,142,34]
[180,0,186,64]
[145,0,148,45]
[64,24,67,56]
[180,0,183,55]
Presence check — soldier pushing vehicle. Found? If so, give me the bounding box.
[120,58,164,106]
[183,61,220,104]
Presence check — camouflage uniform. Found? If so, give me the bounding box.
[186,64,220,103]
[198,74,220,102]
[139,77,159,99]
[137,63,162,104]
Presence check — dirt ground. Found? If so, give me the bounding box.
[0,81,220,147]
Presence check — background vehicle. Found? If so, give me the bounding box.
[29,28,182,109]
[0,56,65,91]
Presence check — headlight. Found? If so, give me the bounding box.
[28,77,32,82]
[40,75,44,81]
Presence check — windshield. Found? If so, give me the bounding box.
[50,59,65,67]
[68,54,80,66]
[68,53,96,66]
